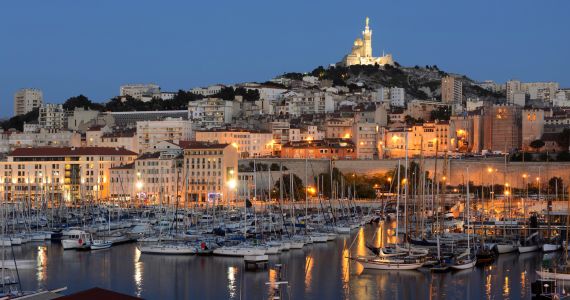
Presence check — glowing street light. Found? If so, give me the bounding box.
[136,181,144,190]
[227,179,237,190]
[306,186,316,195]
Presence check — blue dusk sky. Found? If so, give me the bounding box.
[0,0,569,117]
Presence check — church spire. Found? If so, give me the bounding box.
[365,16,369,30]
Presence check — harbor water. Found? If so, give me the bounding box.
[11,223,548,299]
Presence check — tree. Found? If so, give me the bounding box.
[63,95,104,111]
[271,174,305,200]
[548,177,564,196]
[0,108,40,131]
[430,106,451,121]
[529,140,545,152]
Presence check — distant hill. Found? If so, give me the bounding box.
[284,64,504,102]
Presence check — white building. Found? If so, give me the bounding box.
[190,85,224,97]
[136,118,193,153]
[160,91,176,100]
[506,80,522,103]
[238,83,288,102]
[524,82,559,101]
[120,84,161,100]
[512,91,527,107]
[466,98,485,112]
[39,104,67,130]
[195,129,274,158]
[282,91,334,117]
[188,98,236,129]
[14,88,43,116]
[553,90,570,107]
[7,129,81,152]
[289,125,326,142]
[86,127,138,153]
[390,87,406,108]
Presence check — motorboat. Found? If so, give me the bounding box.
[61,230,92,250]
[91,240,112,250]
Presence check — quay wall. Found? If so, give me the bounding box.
[240,158,570,189]
[334,158,570,188]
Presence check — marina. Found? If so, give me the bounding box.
[0,221,560,299]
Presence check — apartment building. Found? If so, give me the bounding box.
[0,147,137,204]
[182,142,238,202]
[14,88,43,116]
[136,118,193,153]
[195,128,274,158]
[39,104,68,130]
[188,98,236,129]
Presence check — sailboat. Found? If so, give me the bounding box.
[519,232,541,253]
[536,189,570,280]
[353,256,423,270]
[451,166,476,270]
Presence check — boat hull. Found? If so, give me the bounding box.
[139,245,196,255]
[451,259,477,270]
[542,244,561,253]
[496,244,518,254]
[213,247,265,257]
[537,270,570,281]
[518,245,539,253]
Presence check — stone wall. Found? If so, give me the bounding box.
[239,158,570,189]
[334,158,570,188]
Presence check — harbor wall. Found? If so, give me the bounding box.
[239,158,570,189]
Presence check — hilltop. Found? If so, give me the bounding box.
[282,64,504,102]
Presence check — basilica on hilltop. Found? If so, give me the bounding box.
[340,17,394,67]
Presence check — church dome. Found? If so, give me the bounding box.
[353,38,363,46]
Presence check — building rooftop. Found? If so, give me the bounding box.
[195,127,271,134]
[56,287,141,300]
[178,141,230,150]
[283,138,355,149]
[136,152,162,160]
[9,147,138,157]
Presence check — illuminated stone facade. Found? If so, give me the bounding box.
[341,17,394,67]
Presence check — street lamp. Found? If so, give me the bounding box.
[227,179,237,190]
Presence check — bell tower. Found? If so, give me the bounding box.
[362,17,373,57]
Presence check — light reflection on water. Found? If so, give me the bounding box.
[503,276,510,298]
[341,245,350,297]
[227,266,237,299]
[304,254,313,292]
[134,248,143,297]
[36,245,47,284]
[13,224,545,299]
